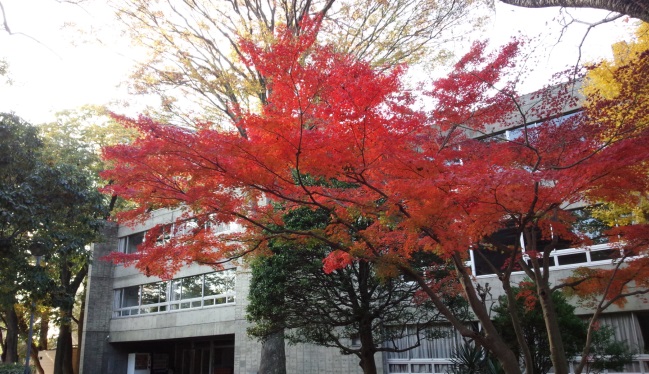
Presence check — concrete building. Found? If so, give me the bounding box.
[79,210,370,374]
[78,209,649,374]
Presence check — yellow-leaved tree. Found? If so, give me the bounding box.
[583,22,649,226]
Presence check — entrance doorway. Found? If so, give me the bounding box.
[175,338,234,374]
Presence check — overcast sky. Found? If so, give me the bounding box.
[0,0,638,124]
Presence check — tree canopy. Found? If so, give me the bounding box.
[111,0,487,126]
[0,113,108,374]
[102,18,649,374]
[246,207,458,374]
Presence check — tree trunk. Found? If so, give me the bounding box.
[259,329,286,374]
[31,342,45,374]
[0,325,5,362]
[53,317,74,374]
[358,321,377,374]
[502,279,535,374]
[39,311,49,350]
[400,261,522,374]
[3,305,19,363]
[537,283,569,374]
[498,0,649,23]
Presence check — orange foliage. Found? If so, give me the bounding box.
[101,17,649,304]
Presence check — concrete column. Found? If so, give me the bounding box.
[79,222,125,374]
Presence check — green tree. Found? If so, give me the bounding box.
[0,113,47,364]
[493,283,586,374]
[247,209,456,374]
[0,113,108,374]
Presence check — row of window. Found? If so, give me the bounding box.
[385,313,647,374]
[118,221,236,254]
[468,205,617,276]
[471,244,618,276]
[113,269,236,317]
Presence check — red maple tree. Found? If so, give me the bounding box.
[102,20,649,374]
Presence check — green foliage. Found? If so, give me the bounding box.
[448,343,503,374]
[493,285,587,374]
[247,207,447,370]
[587,325,635,374]
[0,364,33,373]
[0,112,109,368]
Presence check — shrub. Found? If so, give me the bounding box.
[0,363,34,374]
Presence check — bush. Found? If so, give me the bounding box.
[0,363,34,374]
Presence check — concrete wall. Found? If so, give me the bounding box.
[474,261,649,315]
[80,221,127,374]
[232,267,370,374]
[80,213,369,374]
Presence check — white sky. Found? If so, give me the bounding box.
[0,0,638,124]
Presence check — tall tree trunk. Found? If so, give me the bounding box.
[53,312,74,374]
[537,283,569,374]
[54,256,87,374]
[358,320,377,374]
[39,310,49,350]
[3,305,19,363]
[259,329,286,374]
[400,261,523,374]
[502,278,535,374]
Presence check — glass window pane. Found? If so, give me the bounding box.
[591,249,615,262]
[557,252,587,265]
[113,290,123,309]
[126,232,145,254]
[183,275,203,299]
[204,270,235,296]
[122,286,140,307]
[388,364,408,373]
[412,364,432,373]
[159,282,167,302]
[141,283,160,305]
[171,279,182,301]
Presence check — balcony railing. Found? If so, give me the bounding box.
[113,292,235,317]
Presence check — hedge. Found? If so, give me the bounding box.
[0,363,35,373]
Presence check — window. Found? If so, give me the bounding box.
[504,111,581,142]
[385,325,462,374]
[473,227,522,276]
[118,232,145,254]
[171,274,205,310]
[114,286,140,316]
[113,269,236,317]
[117,218,235,254]
[141,282,168,313]
[471,207,615,276]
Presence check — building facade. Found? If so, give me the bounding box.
[79,209,649,374]
[79,210,371,374]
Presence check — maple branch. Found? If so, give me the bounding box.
[196,240,262,267]
[397,263,481,340]
[552,275,590,291]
